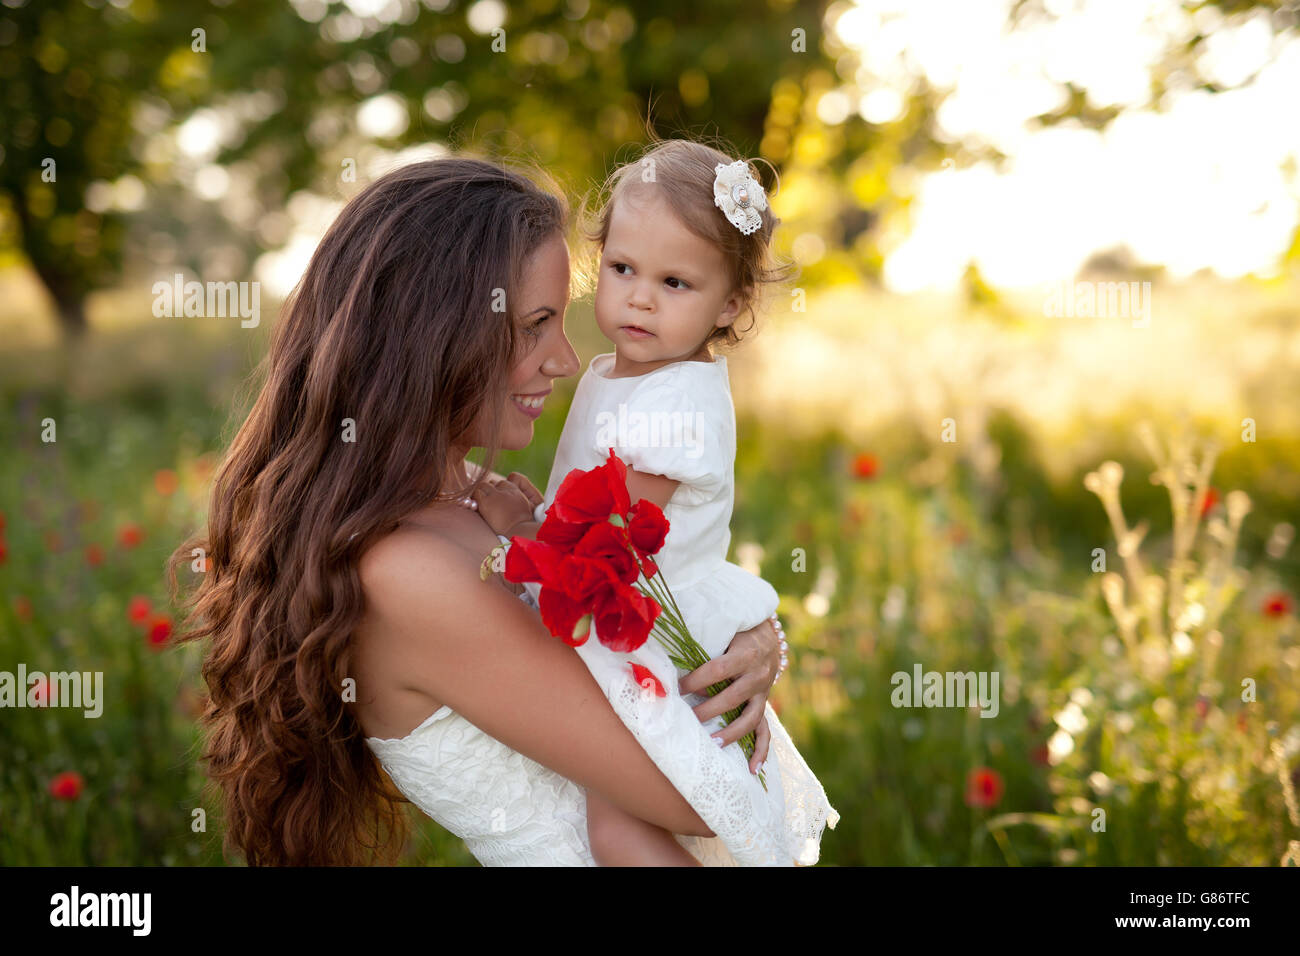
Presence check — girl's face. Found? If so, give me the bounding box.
[461,232,581,454]
[594,189,745,377]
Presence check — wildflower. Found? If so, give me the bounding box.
[0,539,6,565]
[85,544,104,568]
[964,767,1004,808]
[851,452,879,480]
[14,595,33,619]
[48,771,84,801]
[154,469,178,496]
[127,595,152,624]
[147,616,173,648]
[1200,486,1219,518]
[1263,592,1293,618]
[117,524,143,548]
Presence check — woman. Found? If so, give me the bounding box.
[169,155,784,866]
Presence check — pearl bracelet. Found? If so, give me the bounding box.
[770,614,788,683]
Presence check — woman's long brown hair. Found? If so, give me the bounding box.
[168,155,569,865]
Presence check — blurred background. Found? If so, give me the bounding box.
[1,0,1298,866]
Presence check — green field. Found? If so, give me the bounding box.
[2,274,1297,866]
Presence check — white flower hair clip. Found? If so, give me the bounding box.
[713,160,768,235]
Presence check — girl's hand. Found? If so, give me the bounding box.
[470,473,544,536]
[678,617,781,774]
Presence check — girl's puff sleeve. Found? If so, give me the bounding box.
[596,377,726,507]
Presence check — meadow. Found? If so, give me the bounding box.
[1,271,1297,866]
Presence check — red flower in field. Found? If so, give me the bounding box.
[85,543,104,567]
[630,663,667,698]
[49,771,84,801]
[1236,710,1249,733]
[127,595,152,624]
[1200,486,1219,518]
[964,767,1004,808]
[147,616,173,648]
[851,452,879,480]
[1030,744,1050,767]
[1194,695,1210,720]
[14,595,33,620]
[1262,592,1293,617]
[0,538,6,565]
[30,674,50,706]
[117,524,143,548]
[154,469,179,496]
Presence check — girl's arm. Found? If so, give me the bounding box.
[586,790,702,866]
[359,525,716,836]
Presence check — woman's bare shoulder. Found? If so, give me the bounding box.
[361,509,475,593]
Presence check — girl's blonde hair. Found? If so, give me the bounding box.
[578,134,797,351]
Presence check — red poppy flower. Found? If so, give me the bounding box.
[154,469,179,496]
[538,588,593,646]
[49,771,84,801]
[630,663,666,697]
[627,499,669,559]
[85,543,104,567]
[554,554,622,602]
[503,537,565,588]
[851,452,879,480]
[964,767,1004,808]
[592,582,661,653]
[0,538,6,565]
[549,448,631,527]
[147,616,172,648]
[571,522,640,586]
[127,595,152,624]
[118,524,143,548]
[1200,486,1219,518]
[14,595,33,620]
[1262,592,1293,617]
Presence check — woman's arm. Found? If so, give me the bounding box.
[359,526,716,837]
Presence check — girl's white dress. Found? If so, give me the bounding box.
[529,350,839,865]
[364,351,839,866]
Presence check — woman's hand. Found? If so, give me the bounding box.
[678,617,781,775]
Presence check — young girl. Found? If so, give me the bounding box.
[477,138,838,865]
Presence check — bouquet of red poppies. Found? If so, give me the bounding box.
[487,448,765,788]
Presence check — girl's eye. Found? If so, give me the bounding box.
[612,262,630,275]
[665,277,689,290]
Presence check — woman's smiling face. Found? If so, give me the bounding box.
[497,231,581,449]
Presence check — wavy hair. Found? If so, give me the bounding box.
[168,155,569,865]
